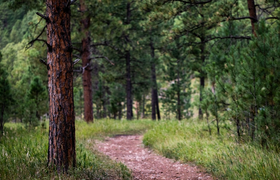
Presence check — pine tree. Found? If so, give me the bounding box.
[43,0,76,172]
[161,39,192,120]
[80,0,93,123]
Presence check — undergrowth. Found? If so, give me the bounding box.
[143,120,280,180]
[3,119,279,179]
[0,119,155,180]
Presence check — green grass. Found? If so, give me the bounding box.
[3,119,280,179]
[0,119,156,180]
[143,120,280,180]
[76,119,156,139]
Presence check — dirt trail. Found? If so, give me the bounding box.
[96,135,213,180]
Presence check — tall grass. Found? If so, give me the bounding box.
[76,119,156,139]
[4,118,278,179]
[1,120,155,179]
[143,120,280,180]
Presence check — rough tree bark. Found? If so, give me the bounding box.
[247,0,258,36]
[80,0,93,123]
[46,0,75,172]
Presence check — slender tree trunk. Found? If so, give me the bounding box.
[199,37,206,120]
[206,111,211,135]
[136,101,140,120]
[118,102,122,120]
[236,117,241,142]
[251,105,256,141]
[177,70,181,121]
[141,94,145,119]
[212,82,219,135]
[46,0,75,172]
[125,2,133,120]
[151,39,157,120]
[126,51,133,120]
[155,89,161,120]
[246,113,250,134]
[151,88,157,120]
[150,38,161,120]
[103,93,107,118]
[247,0,258,36]
[80,0,93,123]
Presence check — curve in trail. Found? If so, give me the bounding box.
[96,135,213,180]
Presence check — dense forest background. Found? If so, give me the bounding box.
[1,0,280,147]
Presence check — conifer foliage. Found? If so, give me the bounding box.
[3,0,280,172]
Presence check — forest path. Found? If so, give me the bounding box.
[96,135,213,180]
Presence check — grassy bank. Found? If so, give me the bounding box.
[143,120,280,180]
[76,119,155,139]
[0,119,155,179]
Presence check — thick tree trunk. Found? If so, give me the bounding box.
[80,0,93,123]
[247,0,258,36]
[126,51,133,120]
[46,0,75,172]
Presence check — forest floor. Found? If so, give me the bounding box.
[96,135,213,180]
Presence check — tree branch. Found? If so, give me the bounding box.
[206,36,252,42]
[82,63,90,74]
[40,59,47,66]
[73,59,80,65]
[231,16,258,21]
[27,25,51,50]
[265,17,280,20]
[36,12,50,23]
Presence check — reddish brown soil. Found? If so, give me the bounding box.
[96,135,213,180]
